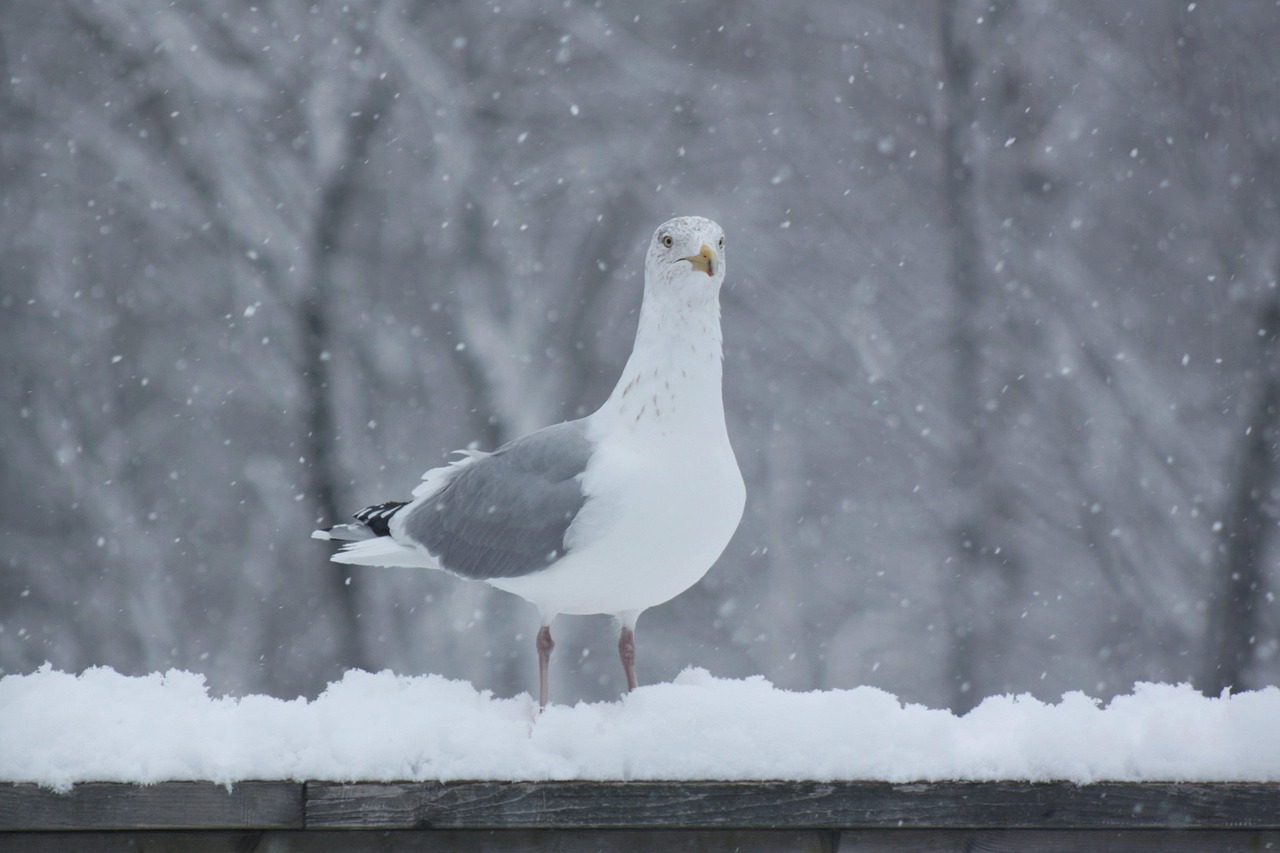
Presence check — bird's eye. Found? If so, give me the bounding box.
[718,236,725,250]
[660,234,673,248]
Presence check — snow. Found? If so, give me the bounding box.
[4,665,1280,791]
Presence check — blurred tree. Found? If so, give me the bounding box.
[2,0,1279,708]
[936,0,1027,711]
[1205,302,1280,693]
[1165,3,1280,694]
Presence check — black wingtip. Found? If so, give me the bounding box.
[353,500,410,537]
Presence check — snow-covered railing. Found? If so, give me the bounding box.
[7,669,1280,848]
[4,780,1280,849]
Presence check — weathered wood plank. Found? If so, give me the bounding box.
[304,781,1280,830]
[837,829,1280,852]
[0,781,304,831]
[5,781,1280,835]
[0,831,268,853]
[0,829,837,853]
[3,829,1279,853]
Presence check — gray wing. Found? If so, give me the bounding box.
[398,420,594,580]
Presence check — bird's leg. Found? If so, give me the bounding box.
[618,624,638,692]
[536,624,554,710]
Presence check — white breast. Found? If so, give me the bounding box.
[488,389,745,619]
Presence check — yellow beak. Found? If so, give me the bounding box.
[684,244,717,277]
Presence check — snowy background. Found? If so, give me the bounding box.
[2,1,1279,716]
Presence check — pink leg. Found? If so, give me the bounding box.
[537,624,554,710]
[618,625,638,692]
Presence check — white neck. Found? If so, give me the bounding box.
[599,285,727,435]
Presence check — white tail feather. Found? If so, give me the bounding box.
[330,536,439,569]
[312,523,375,542]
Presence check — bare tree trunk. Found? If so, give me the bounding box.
[302,81,394,674]
[1202,300,1280,694]
[937,0,1023,711]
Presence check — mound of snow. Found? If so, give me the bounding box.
[3,665,1279,789]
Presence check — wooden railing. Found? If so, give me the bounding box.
[3,780,1279,851]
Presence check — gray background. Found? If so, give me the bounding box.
[2,0,1278,712]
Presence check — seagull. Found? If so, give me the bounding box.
[313,216,745,708]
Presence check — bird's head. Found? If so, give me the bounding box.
[645,216,726,296]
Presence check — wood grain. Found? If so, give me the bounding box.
[836,829,1280,852]
[4,780,1280,840]
[303,780,1280,830]
[3,829,1279,853]
[0,781,303,831]
[0,829,837,853]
